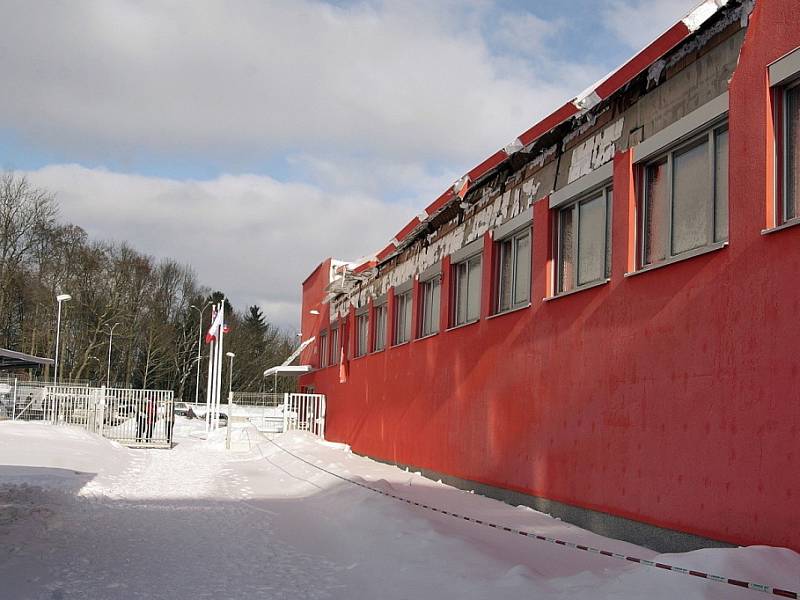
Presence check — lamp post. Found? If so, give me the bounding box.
[190,303,210,406]
[106,322,120,388]
[226,352,235,395]
[54,294,72,385]
[225,351,235,451]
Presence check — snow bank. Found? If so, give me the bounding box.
[0,421,132,489]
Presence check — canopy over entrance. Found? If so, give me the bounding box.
[0,348,54,370]
[263,365,312,378]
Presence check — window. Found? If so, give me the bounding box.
[419,276,441,337]
[373,303,387,351]
[319,331,329,367]
[394,290,412,344]
[640,122,728,267]
[355,313,368,357]
[329,325,339,365]
[557,187,612,293]
[496,229,531,311]
[780,81,800,222]
[452,254,482,326]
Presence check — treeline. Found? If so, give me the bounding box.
[0,171,295,398]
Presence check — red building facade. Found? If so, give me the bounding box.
[299,0,800,552]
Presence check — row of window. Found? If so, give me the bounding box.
[316,76,800,368]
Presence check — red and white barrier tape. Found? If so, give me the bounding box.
[265,438,798,598]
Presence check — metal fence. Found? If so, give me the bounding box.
[283,393,326,438]
[4,383,174,449]
[233,392,285,433]
[101,388,174,448]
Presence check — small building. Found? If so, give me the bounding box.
[298,0,800,552]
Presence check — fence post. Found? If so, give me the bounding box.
[98,385,106,436]
[11,378,17,421]
[319,396,326,440]
[283,392,289,433]
[226,391,233,450]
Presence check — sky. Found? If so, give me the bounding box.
[0,0,699,330]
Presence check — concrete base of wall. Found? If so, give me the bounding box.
[363,454,735,554]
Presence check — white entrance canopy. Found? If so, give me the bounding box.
[263,365,312,378]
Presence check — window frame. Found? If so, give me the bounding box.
[451,252,482,327]
[495,227,531,313]
[555,185,612,295]
[319,330,329,368]
[354,312,368,358]
[418,275,442,338]
[776,78,800,227]
[329,324,339,366]
[638,120,729,269]
[372,302,387,352]
[393,290,413,345]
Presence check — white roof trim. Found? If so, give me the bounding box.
[263,365,312,378]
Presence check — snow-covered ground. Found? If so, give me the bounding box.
[0,420,797,600]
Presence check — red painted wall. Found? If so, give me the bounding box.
[300,258,331,370]
[300,1,800,551]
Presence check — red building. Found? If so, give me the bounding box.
[299,0,800,552]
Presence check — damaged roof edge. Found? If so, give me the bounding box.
[338,0,736,274]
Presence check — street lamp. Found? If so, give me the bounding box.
[226,352,235,395]
[106,322,120,388]
[190,303,211,406]
[54,294,72,385]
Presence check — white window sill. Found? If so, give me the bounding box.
[391,340,411,348]
[414,332,439,342]
[625,241,727,278]
[544,279,610,302]
[488,303,531,319]
[370,348,386,355]
[762,217,800,236]
[446,319,480,333]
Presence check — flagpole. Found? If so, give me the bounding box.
[204,302,218,434]
[215,300,225,430]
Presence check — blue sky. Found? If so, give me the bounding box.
[0,0,698,327]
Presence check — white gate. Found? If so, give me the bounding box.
[17,385,174,449]
[283,393,326,438]
[101,388,174,448]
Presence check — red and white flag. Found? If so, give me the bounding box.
[205,306,224,343]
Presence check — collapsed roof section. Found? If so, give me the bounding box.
[343,0,744,274]
[322,0,750,311]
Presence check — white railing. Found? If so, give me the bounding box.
[283,393,326,438]
[6,384,174,448]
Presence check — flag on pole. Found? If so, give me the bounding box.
[205,306,224,343]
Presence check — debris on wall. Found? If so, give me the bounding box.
[567,118,624,183]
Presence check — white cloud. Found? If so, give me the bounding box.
[0,0,600,168]
[601,0,702,51]
[26,164,417,329]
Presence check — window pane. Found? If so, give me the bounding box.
[787,85,800,221]
[498,239,513,312]
[672,139,711,255]
[330,329,338,363]
[645,160,668,264]
[558,206,574,292]
[422,278,440,336]
[431,279,440,332]
[577,193,605,286]
[714,129,729,241]
[467,256,482,322]
[357,315,367,356]
[605,190,613,277]
[375,306,386,351]
[513,232,530,305]
[456,262,468,325]
[403,292,412,341]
